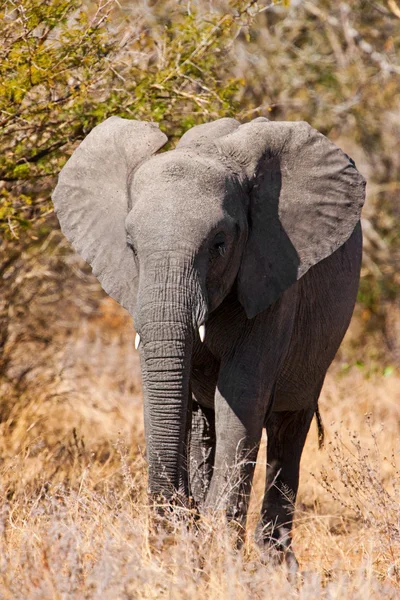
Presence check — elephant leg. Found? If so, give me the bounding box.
[189,400,216,506]
[255,407,315,569]
[204,382,265,540]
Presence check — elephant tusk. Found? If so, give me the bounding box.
[135,333,141,350]
[199,324,206,342]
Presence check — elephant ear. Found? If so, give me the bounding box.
[216,120,366,319]
[52,117,168,313]
[177,117,240,148]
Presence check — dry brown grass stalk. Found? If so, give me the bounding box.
[0,248,399,597]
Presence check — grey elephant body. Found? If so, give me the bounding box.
[192,223,361,413]
[52,116,365,567]
[188,222,361,543]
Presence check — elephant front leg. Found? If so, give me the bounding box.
[204,380,266,542]
[255,408,315,570]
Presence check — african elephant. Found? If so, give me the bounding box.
[52,116,365,568]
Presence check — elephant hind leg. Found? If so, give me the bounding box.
[255,406,315,571]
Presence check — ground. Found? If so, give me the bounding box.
[0,246,399,599]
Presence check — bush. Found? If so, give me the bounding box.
[1,0,399,365]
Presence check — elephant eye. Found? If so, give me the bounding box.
[210,232,227,260]
[126,237,137,257]
[215,241,226,257]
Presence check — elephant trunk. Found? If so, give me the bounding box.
[141,316,193,498]
[137,256,205,499]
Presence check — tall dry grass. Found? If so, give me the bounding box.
[0,241,399,598]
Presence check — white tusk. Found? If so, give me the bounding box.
[199,324,206,343]
[135,333,141,350]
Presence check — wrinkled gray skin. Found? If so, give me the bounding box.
[52,117,365,569]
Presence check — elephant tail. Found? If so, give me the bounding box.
[315,407,325,449]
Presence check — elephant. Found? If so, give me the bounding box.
[52,116,365,569]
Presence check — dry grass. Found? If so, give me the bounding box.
[1,252,399,598]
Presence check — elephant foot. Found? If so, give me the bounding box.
[260,542,298,570]
[255,523,299,581]
[150,491,199,530]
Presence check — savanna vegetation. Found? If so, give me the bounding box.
[0,0,399,597]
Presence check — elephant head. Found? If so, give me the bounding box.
[52,116,365,498]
